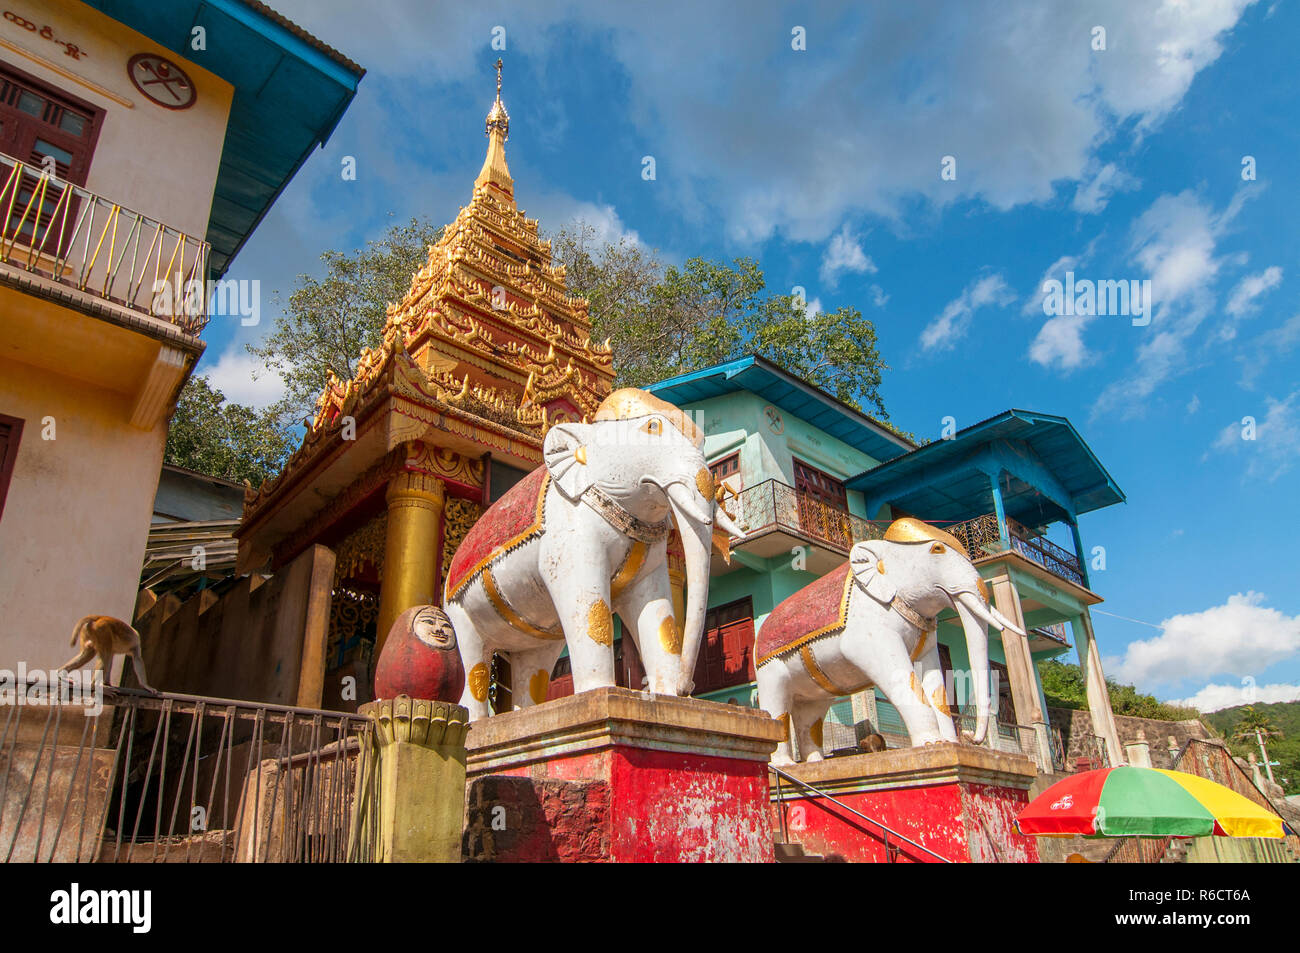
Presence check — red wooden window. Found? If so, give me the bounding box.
[0,413,23,521]
[0,63,102,183]
[692,597,755,696]
[793,458,848,512]
[544,636,645,701]
[709,452,739,485]
[0,63,104,254]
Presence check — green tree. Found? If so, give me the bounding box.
[165,375,294,486]
[248,216,444,424]
[1037,659,1198,720]
[551,223,891,417]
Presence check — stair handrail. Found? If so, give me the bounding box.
[769,764,952,863]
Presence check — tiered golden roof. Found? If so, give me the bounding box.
[243,60,614,519]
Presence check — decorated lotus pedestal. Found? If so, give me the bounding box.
[354,606,469,863]
[770,744,1040,863]
[462,687,784,862]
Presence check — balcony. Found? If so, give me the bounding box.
[0,153,209,335]
[947,512,1086,588]
[727,478,882,573]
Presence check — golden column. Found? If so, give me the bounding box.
[376,468,445,658]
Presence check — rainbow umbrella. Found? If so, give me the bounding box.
[1016,766,1284,839]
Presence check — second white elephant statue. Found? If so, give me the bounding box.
[444,388,744,720]
[755,518,1026,764]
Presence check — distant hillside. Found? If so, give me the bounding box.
[1202,701,1300,796]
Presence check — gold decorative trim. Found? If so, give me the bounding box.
[799,643,872,697]
[528,668,550,704]
[659,616,682,655]
[482,566,563,640]
[755,569,855,667]
[609,540,646,600]
[363,695,470,748]
[587,598,613,646]
[468,663,490,702]
[446,473,550,602]
[809,718,824,749]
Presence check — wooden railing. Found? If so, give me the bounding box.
[945,512,1085,587]
[0,152,210,334]
[731,479,883,554]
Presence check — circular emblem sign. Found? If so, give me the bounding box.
[127,53,196,110]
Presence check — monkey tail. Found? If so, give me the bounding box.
[70,616,90,646]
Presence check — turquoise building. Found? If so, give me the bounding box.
[645,354,1128,773]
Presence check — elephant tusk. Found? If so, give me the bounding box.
[955,591,1027,638]
[988,604,1028,638]
[714,507,745,541]
[665,482,711,526]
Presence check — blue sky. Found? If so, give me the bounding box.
[201,0,1299,712]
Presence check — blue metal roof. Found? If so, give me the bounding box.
[844,410,1125,525]
[646,354,915,463]
[84,0,364,276]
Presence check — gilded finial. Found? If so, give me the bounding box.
[486,57,509,140]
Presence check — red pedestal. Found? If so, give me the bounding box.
[770,744,1041,863]
[463,687,783,862]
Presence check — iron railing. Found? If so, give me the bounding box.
[732,479,883,554]
[0,685,375,862]
[770,764,951,863]
[945,512,1085,587]
[0,152,210,333]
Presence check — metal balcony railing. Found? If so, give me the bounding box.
[0,153,210,334]
[945,512,1086,587]
[731,478,883,554]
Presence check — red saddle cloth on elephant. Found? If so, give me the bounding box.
[445,467,549,601]
[755,561,855,666]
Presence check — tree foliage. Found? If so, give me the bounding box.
[247,216,444,424]
[1038,659,1199,721]
[164,375,294,486]
[1205,702,1300,796]
[551,222,891,417]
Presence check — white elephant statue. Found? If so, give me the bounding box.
[444,388,744,720]
[755,518,1026,765]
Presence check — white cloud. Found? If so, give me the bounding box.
[265,0,1258,245]
[1210,390,1300,480]
[920,272,1014,352]
[820,225,877,285]
[1240,312,1300,388]
[1072,162,1139,214]
[1225,265,1282,317]
[1186,394,1200,414]
[205,349,286,409]
[869,284,888,308]
[800,296,823,318]
[1093,188,1256,417]
[1167,681,1300,713]
[1109,592,1300,689]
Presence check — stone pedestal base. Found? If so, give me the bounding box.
[464,687,783,862]
[770,744,1040,863]
[354,696,468,863]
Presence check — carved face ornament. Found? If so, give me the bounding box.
[412,606,456,649]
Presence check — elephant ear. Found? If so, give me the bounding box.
[544,422,597,500]
[850,540,897,605]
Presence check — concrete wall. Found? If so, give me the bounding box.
[3,0,234,238]
[133,545,335,706]
[0,354,165,672]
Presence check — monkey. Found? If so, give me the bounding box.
[60,615,154,691]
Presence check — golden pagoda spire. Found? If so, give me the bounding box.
[475,57,513,201]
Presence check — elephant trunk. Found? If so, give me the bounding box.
[666,482,713,695]
[953,595,992,744]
